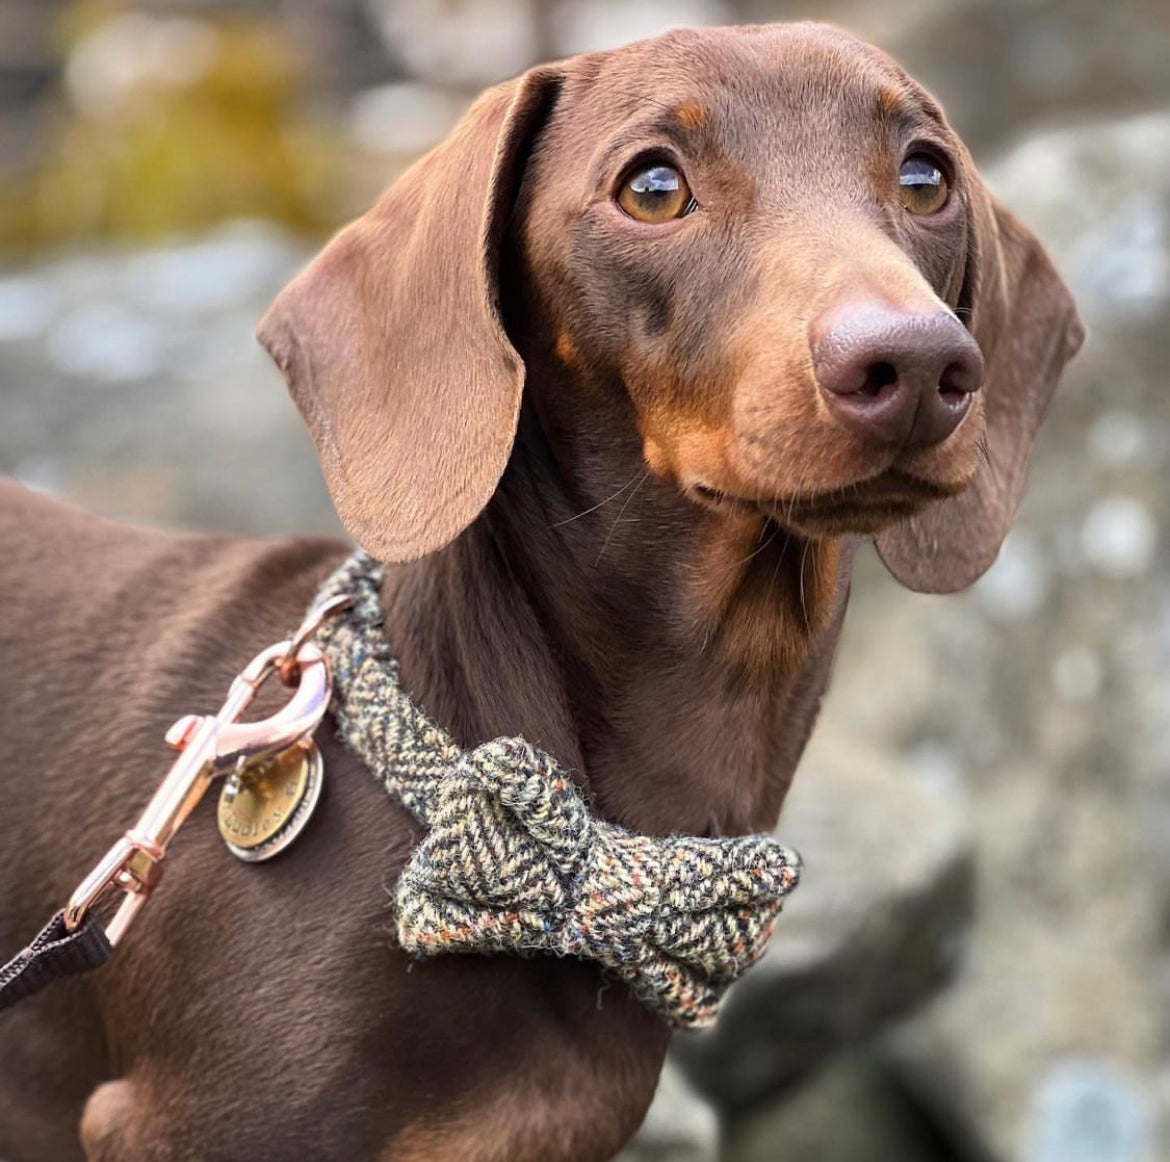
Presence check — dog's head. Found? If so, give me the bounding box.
[259,23,1082,594]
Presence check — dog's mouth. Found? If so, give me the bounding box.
[689,470,959,536]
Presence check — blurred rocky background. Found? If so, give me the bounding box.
[1,1,1168,1160]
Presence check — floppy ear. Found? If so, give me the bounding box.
[875,173,1085,593]
[257,66,563,562]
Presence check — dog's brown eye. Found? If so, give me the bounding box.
[618,164,694,223]
[898,154,949,215]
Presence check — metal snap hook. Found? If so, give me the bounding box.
[163,639,332,776]
[62,594,351,946]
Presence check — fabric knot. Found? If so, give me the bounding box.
[397,739,591,950]
[312,551,803,1029]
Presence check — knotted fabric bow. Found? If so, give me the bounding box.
[313,551,801,1028]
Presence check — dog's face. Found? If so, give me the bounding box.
[260,23,1082,593]
[515,25,986,539]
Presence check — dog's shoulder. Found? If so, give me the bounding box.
[0,475,350,754]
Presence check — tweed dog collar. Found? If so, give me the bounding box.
[312,551,801,1029]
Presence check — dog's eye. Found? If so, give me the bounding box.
[898,154,949,215]
[618,164,695,223]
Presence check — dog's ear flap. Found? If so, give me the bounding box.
[257,67,563,562]
[875,174,1085,593]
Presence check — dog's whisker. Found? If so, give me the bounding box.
[550,468,646,528]
[594,470,650,567]
[733,517,782,570]
[764,498,793,607]
[798,538,812,632]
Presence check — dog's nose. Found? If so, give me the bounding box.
[811,306,983,447]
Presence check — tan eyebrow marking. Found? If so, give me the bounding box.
[876,83,906,119]
[555,330,581,367]
[674,100,708,132]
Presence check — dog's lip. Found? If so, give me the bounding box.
[689,483,764,516]
[688,470,957,522]
[781,471,957,516]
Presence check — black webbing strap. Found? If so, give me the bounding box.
[0,911,112,1011]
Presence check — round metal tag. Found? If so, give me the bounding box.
[217,740,323,862]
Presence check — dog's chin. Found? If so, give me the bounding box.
[688,469,971,538]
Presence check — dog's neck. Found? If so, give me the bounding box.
[379,398,850,837]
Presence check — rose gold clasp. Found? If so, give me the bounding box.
[63,600,349,945]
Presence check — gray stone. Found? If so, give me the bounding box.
[0,272,57,342]
[886,1,1170,154]
[674,734,974,1112]
[549,0,730,57]
[366,0,539,86]
[723,1055,957,1162]
[0,228,339,539]
[1025,1059,1154,1162]
[45,302,169,384]
[1080,496,1158,579]
[984,113,1170,327]
[121,220,302,317]
[973,530,1051,622]
[347,83,469,156]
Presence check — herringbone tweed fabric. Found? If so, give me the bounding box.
[311,550,802,1028]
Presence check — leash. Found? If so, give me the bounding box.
[1,553,801,1028]
[0,911,112,1009]
[0,595,352,1012]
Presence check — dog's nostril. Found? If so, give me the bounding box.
[938,362,973,402]
[856,361,897,398]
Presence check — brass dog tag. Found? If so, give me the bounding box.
[217,740,323,862]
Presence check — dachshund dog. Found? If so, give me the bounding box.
[0,22,1081,1162]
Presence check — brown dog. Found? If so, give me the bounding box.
[0,22,1081,1162]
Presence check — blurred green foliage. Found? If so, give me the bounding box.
[0,2,343,254]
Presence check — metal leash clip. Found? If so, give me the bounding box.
[62,594,353,947]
